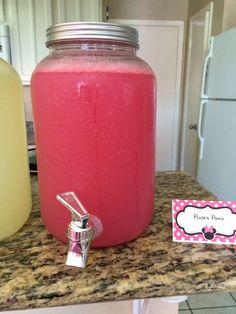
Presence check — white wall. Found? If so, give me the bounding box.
[188,0,236,35]
[104,0,188,21]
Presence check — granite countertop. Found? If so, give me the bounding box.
[1,171,236,311]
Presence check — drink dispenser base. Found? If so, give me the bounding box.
[31,22,156,254]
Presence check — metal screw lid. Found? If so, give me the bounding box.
[46,22,139,48]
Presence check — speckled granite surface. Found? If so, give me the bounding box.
[0,172,236,311]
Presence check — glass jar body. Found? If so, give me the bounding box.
[31,41,156,247]
[0,58,31,241]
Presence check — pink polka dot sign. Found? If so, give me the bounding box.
[172,200,236,244]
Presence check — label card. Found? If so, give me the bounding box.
[172,200,236,244]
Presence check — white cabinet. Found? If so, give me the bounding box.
[111,20,184,171]
[0,0,102,84]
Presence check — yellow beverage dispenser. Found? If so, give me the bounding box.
[0,58,31,240]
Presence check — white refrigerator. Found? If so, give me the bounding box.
[197,27,236,201]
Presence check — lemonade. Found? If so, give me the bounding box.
[0,58,31,240]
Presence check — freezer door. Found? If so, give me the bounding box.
[197,100,236,200]
[206,27,236,99]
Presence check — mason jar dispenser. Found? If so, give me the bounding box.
[0,58,31,241]
[31,22,156,267]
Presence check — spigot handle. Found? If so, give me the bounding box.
[56,191,102,268]
[56,192,90,229]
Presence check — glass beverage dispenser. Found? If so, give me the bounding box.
[31,22,156,267]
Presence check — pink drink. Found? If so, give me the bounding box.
[31,57,156,247]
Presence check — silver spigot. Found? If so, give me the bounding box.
[56,192,95,268]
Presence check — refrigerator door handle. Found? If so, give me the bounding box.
[198,100,208,160]
[201,37,214,98]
